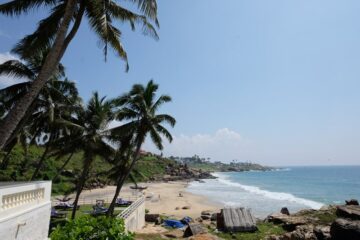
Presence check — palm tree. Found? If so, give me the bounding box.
[59,92,115,219]
[0,0,159,149]
[0,56,80,172]
[106,80,175,216]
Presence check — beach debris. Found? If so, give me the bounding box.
[345,199,359,206]
[183,223,206,237]
[211,213,218,221]
[336,205,360,220]
[217,207,257,232]
[183,205,191,210]
[281,207,290,215]
[330,218,360,240]
[163,219,185,228]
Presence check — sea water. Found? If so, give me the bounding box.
[187,166,360,218]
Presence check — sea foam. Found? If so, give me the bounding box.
[212,173,324,210]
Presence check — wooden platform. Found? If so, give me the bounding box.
[217,207,257,232]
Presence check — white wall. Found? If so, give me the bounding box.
[0,181,52,240]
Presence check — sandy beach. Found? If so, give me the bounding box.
[59,181,221,219]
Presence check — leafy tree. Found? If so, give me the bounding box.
[50,215,133,240]
[0,0,159,150]
[107,80,175,215]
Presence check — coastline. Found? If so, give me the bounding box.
[58,180,222,219]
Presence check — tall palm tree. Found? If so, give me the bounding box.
[59,92,115,219]
[0,0,159,149]
[107,80,175,216]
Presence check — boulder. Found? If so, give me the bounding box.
[183,223,206,237]
[330,218,360,240]
[345,199,359,206]
[201,215,211,220]
[201,210,212,216]
[336,205,360,220]
[281,207,290,215]
[314,226,331,240]
[145,214,160,223]
[211,213,218,221]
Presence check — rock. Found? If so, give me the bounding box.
[345,199,359,206]
[330,218,360,240]
[145,214,160,223]
[175,207,180,210]
[201,215,211,220]
[336,205,360,220]
[211,213,218,221]
[281,207,290,215]
[266,214,307,231]
[183,223,206,237]
[314,226,331,240]
[201,210,212,216]
[183,206,191,210]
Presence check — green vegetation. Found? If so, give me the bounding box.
[213,222,286,240]
[50,215,133,240]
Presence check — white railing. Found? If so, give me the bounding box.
[0,182,51,214]
[118,196,146,232]
[0,181,52,240]
[118,196,145,219]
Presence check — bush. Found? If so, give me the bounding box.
[50,215,134,240]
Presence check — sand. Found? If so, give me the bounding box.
[58,181,221,219]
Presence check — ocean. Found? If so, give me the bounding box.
[187,166,360,218]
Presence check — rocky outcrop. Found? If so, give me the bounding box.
[266,213,307,231]
[330,218,360,240]
[336,205,360,220]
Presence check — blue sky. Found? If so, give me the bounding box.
[1,0,360,166]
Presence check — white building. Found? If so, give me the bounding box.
[0,181,52,240]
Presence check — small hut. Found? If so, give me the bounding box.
[183,223,206,237]
[217,207,257,232]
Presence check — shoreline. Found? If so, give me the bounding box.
[57,180,222,219]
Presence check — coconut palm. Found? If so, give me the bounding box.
[0,56,80,172]
[106,80,175,216]
[0,0,159,149]
[58,92,115,219]
[0,55,79,173]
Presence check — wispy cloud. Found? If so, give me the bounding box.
[143,128,252,163]
[0,52,27,88]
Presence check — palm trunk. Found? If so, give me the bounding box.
[0,140,16,170]
[107,141,143,216]
[107,174,126,216]
[53,151,74,181]
[71,156,92,219]
[0,0,78,150]
[30,133,54,180]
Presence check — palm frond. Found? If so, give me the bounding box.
[0,0,57,16]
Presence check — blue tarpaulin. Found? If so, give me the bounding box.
[164,219,185,228]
